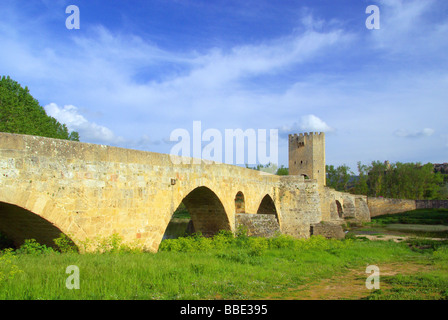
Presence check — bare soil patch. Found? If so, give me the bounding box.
[264,261,434,300]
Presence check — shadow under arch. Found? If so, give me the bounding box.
[175,186,231,237]
[235,191,245,214]
[0,201,75,250]
[335,200,343,218]
[257,194,279,222]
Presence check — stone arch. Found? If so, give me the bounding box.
[257,194,279,222]
[0,201,75,249]
[336,200,343,218]
[0,187,85,249]
[235,191,245,213]
[178,186,231,237]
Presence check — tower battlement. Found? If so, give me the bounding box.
[289,132,325,148]
[289,132,325,142]
[289,132,324,138]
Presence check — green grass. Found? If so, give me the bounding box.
[366,246,448,300]
[353,209,448,299]
[1,231,446,300]
[1,210,448,300]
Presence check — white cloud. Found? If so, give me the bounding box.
[299,114,334,132]
[44,103,124,145]
[156,26,349,94]
[394,128,435,138]
[372,0,447,56]
[279,115,333,138]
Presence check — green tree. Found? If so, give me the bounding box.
[326,164,353,192]
[245,163,289,176]
[438,182,448,200]
[276,165,289,176]
[357,160,445,200]
[367,160,388,197]
[353,161,369,195]
[0,76,79,141]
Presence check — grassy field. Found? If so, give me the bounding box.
[350,209,448,239]
[0,209,447,300]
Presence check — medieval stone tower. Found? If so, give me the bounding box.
[288,132,326,187]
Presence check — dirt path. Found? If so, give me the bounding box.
[265,261,434,300]
[355,234,447,243]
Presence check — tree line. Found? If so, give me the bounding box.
[326,161,448,200]
[245,163,289,176]
[245,160,447,200]
[0,76,79,141]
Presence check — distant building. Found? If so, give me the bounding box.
[434,163,448,175]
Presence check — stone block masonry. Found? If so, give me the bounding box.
[235,214,280,237]
[0,132,329,252]
[368,197,448,217]
[367,197,416,217]
[288,132,326,187]
[310,222,345,239]
[416,200,448,210]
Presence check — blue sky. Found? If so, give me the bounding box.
[1,0,447,171]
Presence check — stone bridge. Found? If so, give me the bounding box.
[0,132,370,252]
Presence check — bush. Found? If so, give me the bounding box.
[0,249,22,284]
[77,234,145,253]
[159,232,213,252]
[211,230,235,250]
[16,239,55,255]
[268,234,297,249]
[158,229,355,254]
[53,234,78,253]
[246,237,269,256]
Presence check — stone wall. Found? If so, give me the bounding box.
[235,214,280,237]
[0,132,326,251]
[310,222,345,239]
[277,176,322,238]
[367,197,417,217]
[416,200,448,209]
[367,198,448,218]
